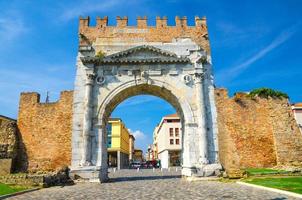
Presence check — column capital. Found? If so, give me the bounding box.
[194,72,205,84]
[86,73,96,84]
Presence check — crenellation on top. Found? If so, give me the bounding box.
[175,16,188,27]
[79,16,207,29]
[96,16,108,28]
[137,16,147,28]
[79,16,90,27]
[116,16,128,27]
[156,16,168,27]
[78,16,210,53]
[195,16,207,26]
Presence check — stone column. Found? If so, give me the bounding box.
[117,151,121,170]
[80,71,95,166]
[194,62,209,165]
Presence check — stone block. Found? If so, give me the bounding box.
[0,159,12,175]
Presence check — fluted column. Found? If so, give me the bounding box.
[194,62,209,165]
[80,72,95,166]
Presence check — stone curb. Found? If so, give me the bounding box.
[237,181,302,199]
[0,188,40,199]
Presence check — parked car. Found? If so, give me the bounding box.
[129,161,141,169]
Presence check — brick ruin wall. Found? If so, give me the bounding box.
[215,88,302,173]
[17,91,73,172]
[0,116,17,160]
[12,88,302,172]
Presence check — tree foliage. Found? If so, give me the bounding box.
[248,88,289,99]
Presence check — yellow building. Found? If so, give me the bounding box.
[107,118,132,169]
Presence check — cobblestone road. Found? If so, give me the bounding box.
[7,168,299,200]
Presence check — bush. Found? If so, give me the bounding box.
[248,88,289,99]
[96,50,106,59]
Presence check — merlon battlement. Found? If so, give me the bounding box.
[79,16,207,28]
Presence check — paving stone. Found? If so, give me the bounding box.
[7,169,299,200]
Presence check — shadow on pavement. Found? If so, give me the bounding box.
[109,175,181,183]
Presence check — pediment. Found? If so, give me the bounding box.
[81,45,190,64]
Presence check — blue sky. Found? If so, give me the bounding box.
[0,0,301,152]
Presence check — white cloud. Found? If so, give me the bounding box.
[0,12,28,44]
[216,23,300,83]
[128,129,146,139]
[60,0,121,21]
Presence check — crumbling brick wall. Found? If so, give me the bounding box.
[0,116,17,159]
[215,88,302,173]
[17,91,73,172]
[15,87,302,173]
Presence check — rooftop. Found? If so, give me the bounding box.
[164,113,179,118]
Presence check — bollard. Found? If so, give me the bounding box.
[113,168,116,173]
[176,167,178,172]
[153,167,155,172]
[137,167,140,172]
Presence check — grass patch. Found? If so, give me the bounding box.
[0,183,31,196]
[244,177,302,194]
[245,168,288,176]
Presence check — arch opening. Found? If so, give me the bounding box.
[97,84,189,170]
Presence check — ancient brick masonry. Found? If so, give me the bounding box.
[14,88,302,173]
[215,88,302,173]
[0,116,17,159]
[17,91,73,172]
[78,16,210,53]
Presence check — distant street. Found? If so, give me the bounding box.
[7,169,298,200]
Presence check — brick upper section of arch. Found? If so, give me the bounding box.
[78,16,210,54]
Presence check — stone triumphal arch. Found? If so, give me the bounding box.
[70,16,221,182]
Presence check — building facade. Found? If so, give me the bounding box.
[129,135,135,162]
[154,114,182,168]
[146,144,155,161]
[133,149,143,162]
[107,118,132,169]
[292,103,302,132]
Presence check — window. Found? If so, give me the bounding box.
[175,128,179,137]
[169,128,173,136]
[176,139,179,145]
[170,139,174,145]
[107,137,112,148]
[167,119,172,123]
[106,123,112,136]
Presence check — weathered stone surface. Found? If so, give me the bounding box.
[0,116,17,159]
[0,167,73,187]
[215,88,302,174]
[5,169,298,200]
[0,158,12,175]
[78,16,211,54]
[17,91,73,172]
